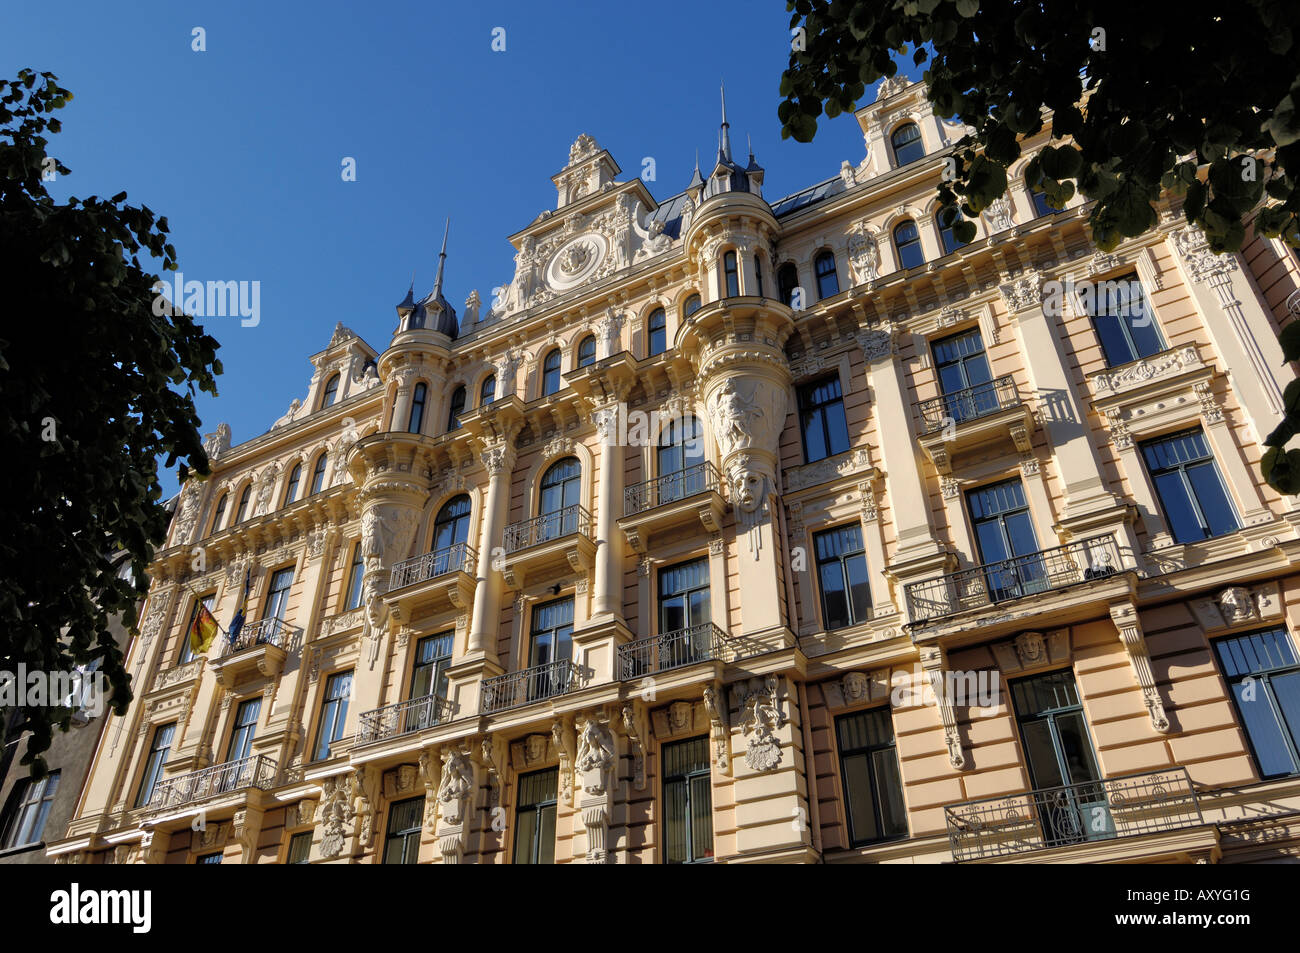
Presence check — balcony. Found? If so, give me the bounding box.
[384,543,477,622]
[480,659,582,715]
[945,768,1204,862]
[619,462,725,553]
[617,623,735,679]
[147,754,279,812]
[905,535,1122,625]
[914,376,1033,473]
[500,504,595,589]
[355,693,455,746]
[208,617,292,687]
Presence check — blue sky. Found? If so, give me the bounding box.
[4,1,907,496]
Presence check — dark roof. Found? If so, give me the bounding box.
[646,190,692,240]
[769,176,844,218]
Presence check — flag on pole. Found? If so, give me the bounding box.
[188,603,220,656]
[228,569,251,647]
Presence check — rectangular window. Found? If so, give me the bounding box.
[264,566,294,621]
[1088,273,1165,367]
[1140,428,1240,543]
[513,768,558,864]
[836,708,907,846]
[814,524,872,630]
[286,830,313,864]
[313,670,353,761]
[663,736,714,863]
[932,328,997,422]
[136,722,176,807]
[382,796,425,864]
[178,592,216,664]
[655,558,712,670]
[226,698,261,763]
[1214,627,1300,779]
[798,375,850,463]
[528,599,574,702]
[344,542,365,611]
[196,852,223,864]
[966,479,1045,600]
[1,770,60,849]
[410,633,453,702]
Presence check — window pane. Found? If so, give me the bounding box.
[1020,719,1066,789]
[1092,313,1138,366]
[1232,680,1298,777]
[841,753,880,843]
[1056,711,1102,785]
[287,831,312,864]
[819,561,849,629]
[690,774,714,859]
[1152,470,1207,543]
[871,748,908,837]
[513,808,538,864]
[845,553,873,624]
[536,803,556,865]
[1186,461,1240,537]
[1272,671,1300,769]
[663,778,687,864]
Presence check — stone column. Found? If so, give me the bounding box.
[592,405,625,620]
[467,440,515,659]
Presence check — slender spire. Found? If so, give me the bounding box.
[432,217,450,299]
[396,272,416,316]
[719,82,732,161]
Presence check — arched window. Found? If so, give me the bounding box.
[541,349,562,396]
[321,373,340,409]
[647,308,667,357]
[936,208,967,255]
[480,374,496,405]
[234,484,252,523]
[723,250,740,297]
[1028,175,1056,218]
[577,335,597,368]
[408,382,428,433]
[432,495,472,553]
[658,416,707,503]
[754,254,764,298]
[447,386,466,431]
[778,263,800,306]
[309,452,328,495]
[682,294,701,318]
[209,493,228,536]
[814,251,839,299]
[539,457,582,541]
[891,123,924,166]
[894,221,925,270]
[283,463,302,506]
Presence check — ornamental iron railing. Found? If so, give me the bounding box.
[502,504,591,554]
[479,659,581,714]
[617,623,733,679]
[916,376,1021,433]
[389,543,476,590]
[147,754,279,810]
[356,693,455,744]
[623,462,720,515]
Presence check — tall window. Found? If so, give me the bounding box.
[891,122,924,166]
[577,335,597,368]
[932,328,996,422]
[682,294,702,318]
[527,598,575,702]
[967,479,1045,600]
[286,831,312,864]
[798,375,850,463]
[432,494,472,555]
[513,768,558,864]
[136,723,176,807]
[407,382,427,433]
[264,566,294,621]
[179,592,215,664]
[321,373,340,408]
[541,349,562,396]
[936,208,966,255]
[723,250,740,297]
[815,525,872,630]
[753,254,764,297]
[283,463,302,506]
[382,796,425,864]
[647,308,667,356]
[814,251,839,299]
[538,457,581,541]
[226,698,261,762]
[777,263,800,306]
[344,542,365,611]
[1028,176,1056,217]
[659,557,711,632]
[893,220,924,270]
[411,632,453,703]
[209,493,228,536]
[1214,627,1300,779]
[657,416,706,502]
[234,484,252,523]
[1089,274,1165,366]
[663,737,714,863]
[313,670,352,761]
[1,770,60,849]
[480,374,497,405]
[310,452,328,495]
[447,386,466,431]
[836,708,907,846]
[1140,428,1240,543]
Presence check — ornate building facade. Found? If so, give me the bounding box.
[48,79,1300,864]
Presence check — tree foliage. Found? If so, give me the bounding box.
[779,0,1300,490]
[0,70,221,775]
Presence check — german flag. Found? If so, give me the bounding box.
[188,602,220,656]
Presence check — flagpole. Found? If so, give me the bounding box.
[181,582,228,635]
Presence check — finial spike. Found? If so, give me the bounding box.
[432,218,450,298]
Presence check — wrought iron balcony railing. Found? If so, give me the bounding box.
[916,375,1021,433]
[224,617,292,656]
[905,535,1120,623]
[480,659,581,714]
[618,622,733,679]
[389,542,477,590]
[502,504,591,554]
[147,754,279,810]
[944,767,1203,862]
[356,693,454,744]
[624,462,720,516]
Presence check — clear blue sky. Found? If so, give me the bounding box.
[4,1,908,496]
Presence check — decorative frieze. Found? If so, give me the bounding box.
[1089,345,1203,398]
[1189,582,1283,634]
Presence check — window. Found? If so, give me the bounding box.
[1,771,60,849]
[891,122,924,166]
[136,723,176,807]
[513,768,558,864]
[682,294,702,319]
[209,493,228,536]
[407,382,427,433]
[310,452,328,495]
[321,373,340,409]
[1028,176,1056,218]
[1010,669,1107,847]
[432,494,472,554]
[659,557,711,634]
[313,670,352,761]
[815,525,872,630]
[447,386,466,431]
[967,479,1045,600]
[541,349,562,396]
[723,250,740,297]
[932,328,996,422]
[344,543,365,611]
[754,254,764,298]
[527,598,575,702]
[286,831,312,864]
[1214,627,1300,779]
[836,708,907,846]
[657,416,706,502]
[1140,428,1240,543]
[798,375,850,463]
[893,220,924,270]
[814,251,839,299]
[196,852,223,864]
[663,737,714,863]
[226,698,262,762]
[411,632,453,704]
[480,374,496,405]
[382,796,425,864]
[283,463,302,506]
[538,457,581,541]
[647,308,667,356]
[179,592,216,664]
[234,484,252,523]
[577,335,597,368]
[1088,274,1165,366]
[777,263,800,307]
[264,567,294,621]
[936,208,966,255]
